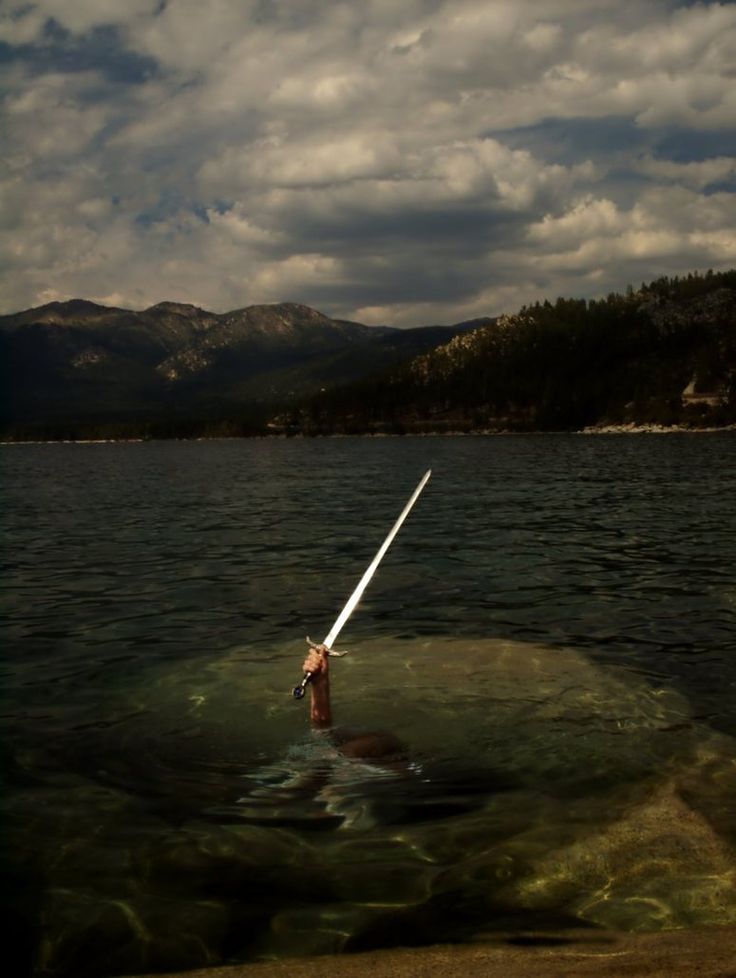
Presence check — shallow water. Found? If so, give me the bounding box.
[2,434,736,977]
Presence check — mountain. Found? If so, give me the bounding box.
[0,299,476,438]
[290,270,736,434]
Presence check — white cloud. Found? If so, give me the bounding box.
[580,2,736,74]
[201,132,400,191]
[524,21,564,52]
[3,70,110,163]
[199,136,600,241]
[528,197,624,248]
[636,156,736,190]
[130,0,261,72]
[0,6,47,44]
[525,187,736,281]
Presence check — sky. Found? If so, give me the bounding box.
[1,1,736,326]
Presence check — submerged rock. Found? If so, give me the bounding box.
[509,778,736,930]
[12,635,736,973]
[135,821,328,904]
[36,888,228,978]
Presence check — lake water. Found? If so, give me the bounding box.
[2,434,736,978]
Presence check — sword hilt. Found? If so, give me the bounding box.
[292,638,349,702]
[292,673,312,699]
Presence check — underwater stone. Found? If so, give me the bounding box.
[327,854,435,906]
[37,887,230,978]
[355,637,700,795]
[135,821,331,902]
[676,739,736,848]
[507,780,736,930]
[252,904,380,958]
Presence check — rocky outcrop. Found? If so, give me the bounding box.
[300,271,736,434]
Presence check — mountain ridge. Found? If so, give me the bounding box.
[0,298,477,438]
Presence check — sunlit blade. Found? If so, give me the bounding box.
[323,469,431,650]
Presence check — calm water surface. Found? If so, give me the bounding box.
[2,434,736,977]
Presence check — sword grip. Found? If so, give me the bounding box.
[292,672,312,700]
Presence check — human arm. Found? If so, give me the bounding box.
[302,644,331,727]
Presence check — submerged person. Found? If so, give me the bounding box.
[301,643,406,762]
[239,645,500,829]
[237,644,408,830]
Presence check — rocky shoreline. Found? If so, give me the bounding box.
[578,422,736,434]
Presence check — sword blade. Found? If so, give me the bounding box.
[293,469,431,700]
[322,468,431,649]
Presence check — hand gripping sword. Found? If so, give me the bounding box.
[292,469,432,700]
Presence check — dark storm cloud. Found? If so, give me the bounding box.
[655,128,736,163]
[489,117,652,166]
[0,20,159,83]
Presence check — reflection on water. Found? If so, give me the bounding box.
[2,434,736,977]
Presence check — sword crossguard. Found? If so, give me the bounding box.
[305,636,349,657]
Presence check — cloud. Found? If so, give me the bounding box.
[526,187,736,280]
[3,70,110,163]
[0,0,160,42]
[1,0,735,324]
[636,155,736,190]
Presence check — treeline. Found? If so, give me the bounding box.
[0,416,267,443]
[294,269,736,433]
[638,268,736,299]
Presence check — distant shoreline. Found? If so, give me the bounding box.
[577,422,736,434]
[2,423,736,445]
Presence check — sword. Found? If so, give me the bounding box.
[292,469,432,700]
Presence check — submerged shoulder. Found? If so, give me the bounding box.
[330,726,407,760]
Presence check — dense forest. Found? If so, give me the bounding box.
[287,270,736,435]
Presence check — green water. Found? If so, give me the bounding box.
[2,434,736,977]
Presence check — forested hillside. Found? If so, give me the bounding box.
[289,270,736,434]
